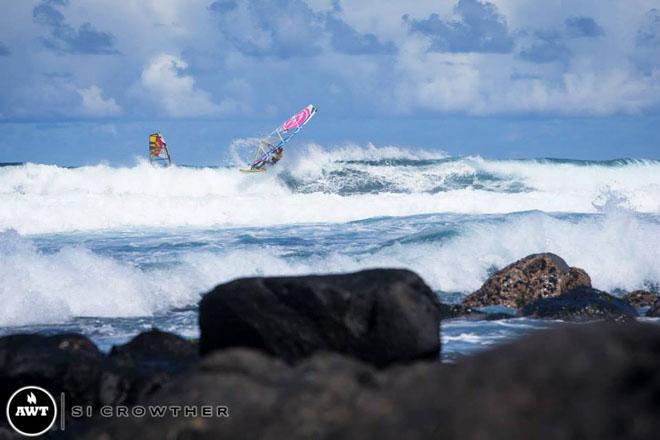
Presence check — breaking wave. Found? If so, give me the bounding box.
[1,209,658,327]
[0,143,658,234]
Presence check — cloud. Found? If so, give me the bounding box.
[325,15,395,55]
[0,42,9,56]
[77,85,122,116]
[140,54,239,117]
[2,0,660,121]
[404,0,513,53]
[394,46,660,116]
[209,0,395,57]
[565,16,604,38]
[637,9,660,47]
[32,1,119,54]
[92,123,118,136]
[208,0,237,14]
[517,30,570,64]
[209,0,324,57]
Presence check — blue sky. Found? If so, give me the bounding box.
[1,0,659,165]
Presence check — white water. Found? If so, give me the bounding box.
[0,144,658,327]
[1,210,658,327]
[0,144,658,234]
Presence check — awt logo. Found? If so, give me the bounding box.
[6,386,58,437]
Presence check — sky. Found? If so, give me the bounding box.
[0,0,659,165]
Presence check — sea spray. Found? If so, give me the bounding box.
[1,209,658,327]
[1,144,658,234]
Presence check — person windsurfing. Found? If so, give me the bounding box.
[252,145,283,170]
[270,147,283,165]
[240,104,316,173]
[149,132,171,166]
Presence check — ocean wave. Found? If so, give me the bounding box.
[1,210,658,327]
[0,144,658,234]
[0,230,201,326]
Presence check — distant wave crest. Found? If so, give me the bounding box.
[0,144,658,234]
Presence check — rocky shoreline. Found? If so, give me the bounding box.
[0,253,659,439]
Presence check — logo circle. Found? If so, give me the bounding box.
[6,386,58,437]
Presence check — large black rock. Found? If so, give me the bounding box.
[520,286,638,321]
[77,349,387,440]
[108,329,198,403]
[199,269,442,366]
[401,322,660,439]
[0,334,110,408]
[0,330,197,420]
[109,328,197,371]
[77,323,660,440]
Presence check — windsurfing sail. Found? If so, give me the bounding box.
[149,132,171,166]
[242,104,317,172]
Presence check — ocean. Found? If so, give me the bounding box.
[1,144,659,360]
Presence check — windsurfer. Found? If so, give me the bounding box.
[270,147,284,164]
[251,147,283,170]
[240,104,316,173]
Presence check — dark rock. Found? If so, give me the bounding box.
[482,312,517,321]
[77,349,388,440]
[622,290,658,308]
[648,299,660,317]
[199,269,442,367]
[0,334,109,408]
[439,304,514,321]
[520,286,638,321]
[0,427,20,440]
[77,323,660,440]
[438,302,459,319]
[108,329,198,402]
[463,253,591,308]
[388,322,660,439]
[438,303,485,320]
[110,328,197,370]
[0,330,198,428]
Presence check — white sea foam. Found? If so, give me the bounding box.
[360,210,660,294]
[0,144,658,234]
[442,333,493,344]
[1,210,658,327]
[0,230,203,326]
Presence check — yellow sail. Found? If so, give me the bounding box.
[149,132,171,166]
